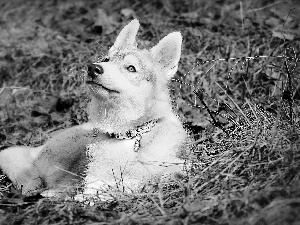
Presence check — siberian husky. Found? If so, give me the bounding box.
[0,19,189,199]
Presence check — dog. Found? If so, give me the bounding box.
[0,19,189,199]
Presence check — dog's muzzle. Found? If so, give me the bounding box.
[87,64,104,79]
[86,64,119,93]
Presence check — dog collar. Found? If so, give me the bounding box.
[92,119,159,152]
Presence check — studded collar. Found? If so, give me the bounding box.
[92,119,159,152]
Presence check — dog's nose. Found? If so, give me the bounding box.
[87,64,104,79]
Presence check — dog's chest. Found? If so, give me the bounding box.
[85,137,147,180]
[86,138,138,166]
[84,136,153,191]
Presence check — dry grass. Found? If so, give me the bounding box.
[0,0,300,224]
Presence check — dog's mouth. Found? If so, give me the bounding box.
[86,80,119,93]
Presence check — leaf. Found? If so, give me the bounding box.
[265,17,281,27]
[272,28,295,40]
[32,114,50,125]
[0,87,12,106]
[33,96,58,114]
[93,8,116,34]
[50,112,65,123]
[120,8,136,20]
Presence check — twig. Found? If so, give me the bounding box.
[215,81,251,125]
[150,196,167,217]
[247,1,285,12]
[284,59,293,125]
[193,89,229,136]
[240,1,244,31]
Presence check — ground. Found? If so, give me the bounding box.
[0,0,300,224]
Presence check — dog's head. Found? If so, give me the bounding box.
[86,19,182,123]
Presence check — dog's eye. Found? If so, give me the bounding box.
[101,56,110,62]
[127,65,136,72]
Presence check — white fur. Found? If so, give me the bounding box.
[0,19,188,199]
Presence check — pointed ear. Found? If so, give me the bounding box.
[109,19,140,51]
[150,32,182,77]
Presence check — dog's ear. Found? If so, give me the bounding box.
[110,19,140,51]
[151,32,182,78]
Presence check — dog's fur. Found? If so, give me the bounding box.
[0,19,188,198]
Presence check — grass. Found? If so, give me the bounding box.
[0,0,300,224]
